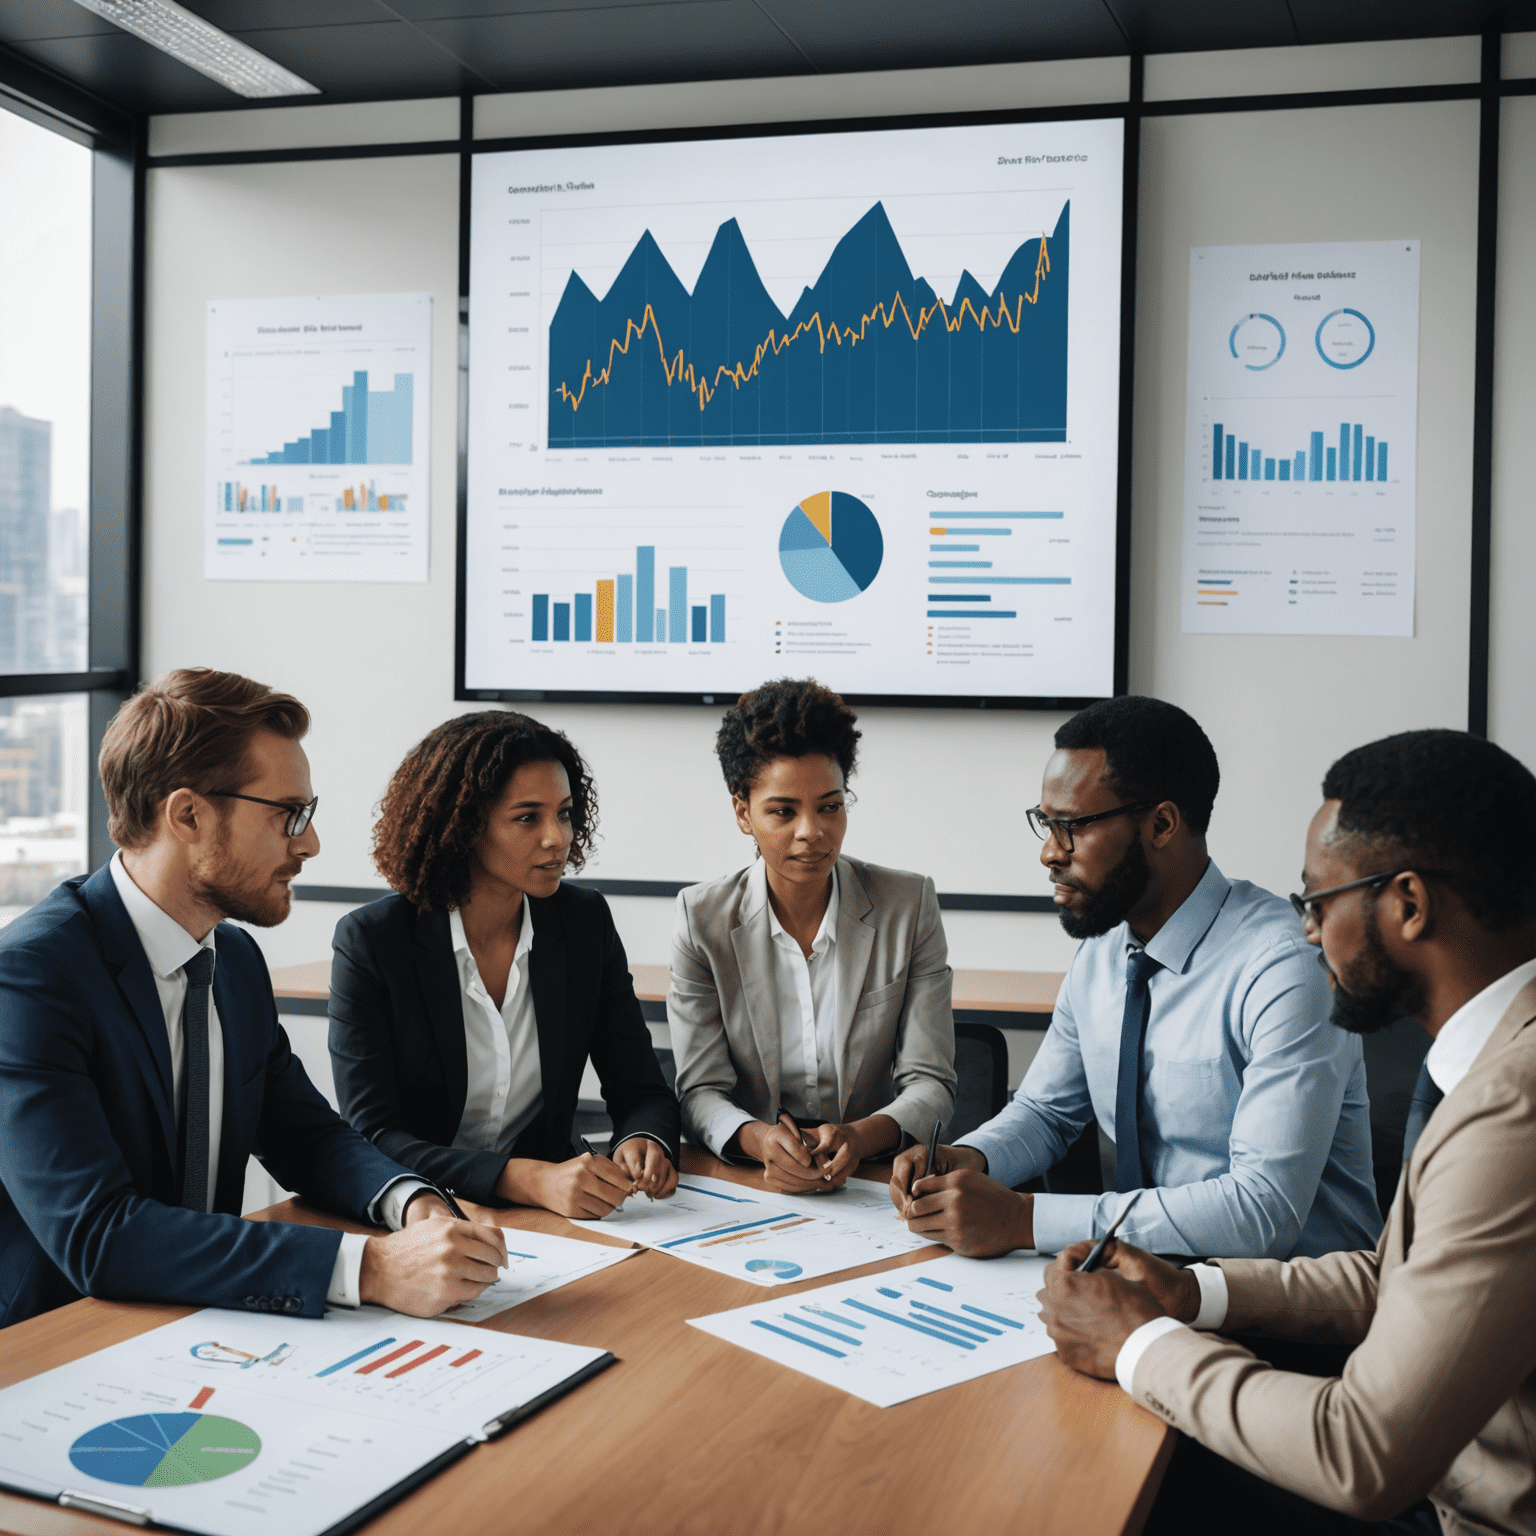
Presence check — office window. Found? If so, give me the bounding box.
[0,106,91,676]
[0,693,87,923]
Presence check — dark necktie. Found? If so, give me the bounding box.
[1114,949,1162,1192]
[1400,1060,1444,1167]
[180,947,216,1213]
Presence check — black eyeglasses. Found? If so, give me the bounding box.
[1026,801,1155,853]
[1288,868,1443,926]
[206,791,318,837]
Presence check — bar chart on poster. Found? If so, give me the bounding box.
[205,292,431,583]
[465,118,1125,702]
[1182,241,1421,636]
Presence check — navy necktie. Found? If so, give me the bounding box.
[1114,949,1161,1192]
[180,947,216,1213]
[1400,1060,1444,1167]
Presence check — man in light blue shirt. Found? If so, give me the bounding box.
[892,696,1381,1260]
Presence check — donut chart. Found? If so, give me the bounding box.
[68,1413,261,1488]
[779,492,883,603]
[745,1258,804,1279]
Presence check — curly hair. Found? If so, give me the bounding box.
[372,711,597,910]
[1322,729,1536,931]
[715,678,860,800]
[1054,695,1221,835]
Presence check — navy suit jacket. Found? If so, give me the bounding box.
[0,865,418,1328]
[329,885,679,1205]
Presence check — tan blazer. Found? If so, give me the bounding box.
[1128,979,1536,1535]
[668,857,956,1151]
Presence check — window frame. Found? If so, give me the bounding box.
[0,48,142,869]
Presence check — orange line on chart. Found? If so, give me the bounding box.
[555,234,1053,418]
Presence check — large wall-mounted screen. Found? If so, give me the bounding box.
[464,115,1125,704]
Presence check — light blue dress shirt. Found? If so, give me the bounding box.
[956,859,1381,1259]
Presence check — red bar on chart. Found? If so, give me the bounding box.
[386,1344,450,1379]
[357,1340,423,1375]
[189,1387,214,1410]
[450,1350,482,1369]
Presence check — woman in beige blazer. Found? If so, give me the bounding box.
[669,678,957,1194]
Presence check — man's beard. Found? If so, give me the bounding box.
[193,826,299,928]
[1323,902,1425,1035]
[1057,836,1152,940]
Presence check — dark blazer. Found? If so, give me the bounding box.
[0,865,416,1328]
[329,884,680,1205]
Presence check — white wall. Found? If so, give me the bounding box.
[144,40,1510,999]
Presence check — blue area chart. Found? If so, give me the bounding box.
[548,202,1070,447]
[779,493,883,602]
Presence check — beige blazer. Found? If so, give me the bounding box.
[1128,979,1536,1535]
[668,857,956,1151]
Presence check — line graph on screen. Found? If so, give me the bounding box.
[547,200,1069,449]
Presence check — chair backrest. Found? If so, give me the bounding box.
[947,1022,1010,1142]
[1361,1019,1431,1218]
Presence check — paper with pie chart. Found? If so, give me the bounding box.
[0,1305,609,1536]
[569,1172,937,1286]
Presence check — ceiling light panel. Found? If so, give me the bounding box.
[69,0,321,98]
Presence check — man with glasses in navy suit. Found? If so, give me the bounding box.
[0,667,508,1328]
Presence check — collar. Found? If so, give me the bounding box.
[1137,858,1227,974]
[753,858,839,952]
[1425,955,1536,1096]
[109,850,216,979]
[449,896,534,967]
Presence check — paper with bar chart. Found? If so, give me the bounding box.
[206,292,431,583]
[1182,240,1420,635]
[569,1173,937,1285]
[0,1306,607,1536]
[690,1250,1054,1408]
[465,118,1124,701]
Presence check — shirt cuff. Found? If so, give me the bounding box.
[1115,1315,1187,1396]
[1189,1262,1229,1329]
[327,1232,369,1308]
[705,1106,756,1160]
[369,1176,432,1232]
[610,1131,674,1161]
[1030,1193,1099,1255]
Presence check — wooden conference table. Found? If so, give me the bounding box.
[0,1153,1171,1536]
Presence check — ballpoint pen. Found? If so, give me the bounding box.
[908,1118,943,1203]
[1076,1189,1143,1272]
[777,1106,831,1180]
[579,1135,649,1202]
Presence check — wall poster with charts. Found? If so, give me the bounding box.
[205,292,431,583]
[463,116,1126,704]
[1182,240,1421,636]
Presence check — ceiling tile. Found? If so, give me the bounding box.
[182,0,396,28]
[389,0,675,16]
[222,19,494,94]
[8,31,247,111]
[1285,0,1495,45]
[761,0,1129,72]
[0,0,120,43]
[413,2,808,91]
[1104,0,1295,54]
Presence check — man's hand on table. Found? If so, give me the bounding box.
[1038,1238,1202,1380]
[359,1207,508,1317]
[888,1144,1036,1257]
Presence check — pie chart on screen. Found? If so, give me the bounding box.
[779,492,883,603]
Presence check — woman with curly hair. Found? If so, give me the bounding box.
[327,712,679,1218]
[669,678,956,1194]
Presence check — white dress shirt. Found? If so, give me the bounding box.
[1114,954,1536,1395]
[707,861,841,1154]
[449,902,545,1153]
[109,853,424,1308]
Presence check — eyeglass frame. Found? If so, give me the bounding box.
[1288,868,1444,927]
[206,791,318,838]
[1025,800,1158,853]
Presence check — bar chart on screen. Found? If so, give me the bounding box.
[205,292,431,583]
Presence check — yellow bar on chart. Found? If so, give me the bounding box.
[596,580,615,642]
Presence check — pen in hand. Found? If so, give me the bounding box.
[777,1106,831,1180]
[579,1135,645,1206]
[1076,1189,1143,1272]
[906,1118,944,1213]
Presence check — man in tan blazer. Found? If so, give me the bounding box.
[1039,728,1536,1536]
